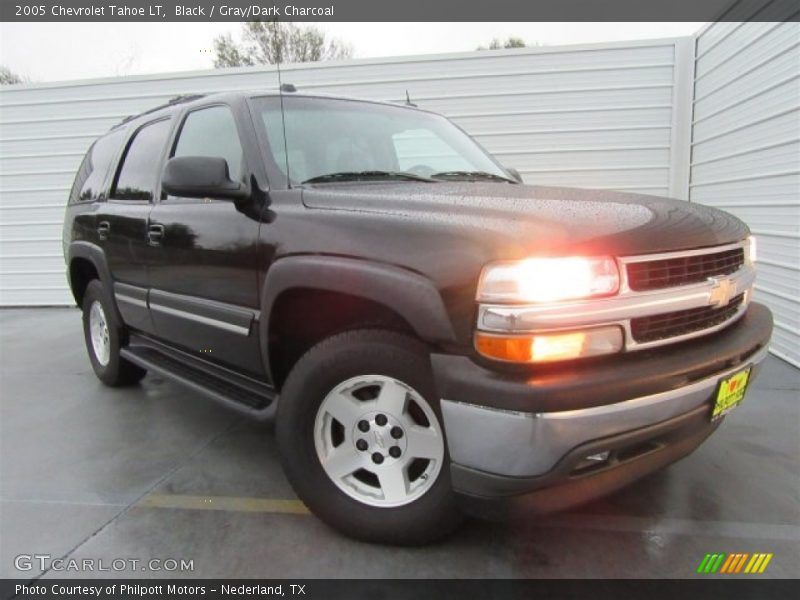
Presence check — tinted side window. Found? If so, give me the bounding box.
[173,105,243,179]
[112,119,172,201]
[68,129,125,204]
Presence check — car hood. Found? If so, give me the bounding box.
[301,181,749,256]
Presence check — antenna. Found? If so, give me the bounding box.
[405,90,417,107]
[275,31,292,188]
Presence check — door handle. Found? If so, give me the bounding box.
[147,223,165,246]
[97,221,110,241]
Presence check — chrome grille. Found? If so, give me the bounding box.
[630,293,745,344]
[626,247,744,292]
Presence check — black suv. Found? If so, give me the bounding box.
[63,91,773,544]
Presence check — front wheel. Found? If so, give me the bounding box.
[276,329,462,545]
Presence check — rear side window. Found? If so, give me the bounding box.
[68,129,125,204]
[172,105,244,179]
[111,119,172,201]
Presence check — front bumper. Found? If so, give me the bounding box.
[432,302,773,513]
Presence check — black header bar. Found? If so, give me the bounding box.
[2,0,799,23]
[1,579,799,600]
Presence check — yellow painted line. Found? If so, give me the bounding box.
[720,554,736,573]
[138,494,310,515]
[758,553,773,573]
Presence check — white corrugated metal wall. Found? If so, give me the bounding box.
[0,38,690,306]
[690,20,800,367]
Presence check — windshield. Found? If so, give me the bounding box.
[253,96,510,185]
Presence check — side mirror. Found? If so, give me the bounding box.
[161,156,249,201]
[505,166,523,183]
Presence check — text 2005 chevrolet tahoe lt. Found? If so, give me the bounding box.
[63,92,773,544]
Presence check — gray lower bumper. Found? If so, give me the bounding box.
[441,344,769,479]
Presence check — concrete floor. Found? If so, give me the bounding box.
[1,307,798,579]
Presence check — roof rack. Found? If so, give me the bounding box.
[111,93,206,130]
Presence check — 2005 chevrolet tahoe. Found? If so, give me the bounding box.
[63,91,773,544]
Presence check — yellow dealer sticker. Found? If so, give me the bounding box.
[712,367,751,420]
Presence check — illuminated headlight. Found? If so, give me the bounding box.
[746,236,757,264]
[475,326,624,363]
[476,256,620,304]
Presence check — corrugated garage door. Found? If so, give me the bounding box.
[690,20,800,367]
[0,38,690,306]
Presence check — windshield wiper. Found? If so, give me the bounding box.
[302,171,434,184]
[430,170,517,183]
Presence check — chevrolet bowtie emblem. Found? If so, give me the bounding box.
[708,277,736,308]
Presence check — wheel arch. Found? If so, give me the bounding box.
[67,242,121,322]
[260,255,457,388]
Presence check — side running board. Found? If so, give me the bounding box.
[120,333,277,420]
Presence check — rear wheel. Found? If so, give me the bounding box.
[277,329,462,545]
[82,279,146,386]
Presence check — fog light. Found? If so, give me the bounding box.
[475,326,623,363]
[531,331,586,362]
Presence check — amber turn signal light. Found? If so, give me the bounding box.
[475,326,623,363]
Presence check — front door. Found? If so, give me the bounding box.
[101,117,173,334]
[146,102,263,375]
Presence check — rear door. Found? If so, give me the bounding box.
[146,102,264,375]
[100,117,173,334]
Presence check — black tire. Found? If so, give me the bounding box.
[276,329,463,545]
[82,279,146,387]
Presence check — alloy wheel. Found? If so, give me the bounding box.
[313,374,445,507]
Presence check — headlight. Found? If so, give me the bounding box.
[476,256,620,304]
